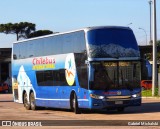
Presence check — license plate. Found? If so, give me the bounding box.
[115,101,123,104]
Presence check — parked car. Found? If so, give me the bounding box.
[141,80,152,90]
[0,83,9,93]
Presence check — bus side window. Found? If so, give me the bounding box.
[36,69,69,86]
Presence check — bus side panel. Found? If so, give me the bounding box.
[35,86,61,108]
[12,53,90,109]
[12,61,34,104]
[59,86,72,109]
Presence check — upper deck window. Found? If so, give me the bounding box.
[13,30,86,60]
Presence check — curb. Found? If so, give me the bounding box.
[142,97,160,99]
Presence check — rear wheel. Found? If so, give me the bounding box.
[71,93,81,114]
[30,92,38,110]
[23,92,31,110]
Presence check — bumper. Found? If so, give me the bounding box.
[90,97,141,110]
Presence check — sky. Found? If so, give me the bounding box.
[0,0,160,48]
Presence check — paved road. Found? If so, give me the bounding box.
[0,94,160,129]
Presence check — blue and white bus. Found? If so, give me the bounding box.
[12,26,141,114]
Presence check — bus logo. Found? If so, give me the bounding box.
[65,54,76,86]
[117,91,121,95]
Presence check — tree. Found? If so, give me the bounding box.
[28,30,53,38]
[145,40,160,61]
[157,40,160,46]
[0,22,55,40]
[0,22,35,40]
[18,22,36,39]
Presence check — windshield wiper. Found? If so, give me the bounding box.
[121,70,124,86]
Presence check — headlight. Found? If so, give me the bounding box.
[132,92,141,98]
[90,94,105,99]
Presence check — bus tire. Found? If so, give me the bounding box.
[71,93,81,114]
[30,92,38,110]
[23,92,31,110]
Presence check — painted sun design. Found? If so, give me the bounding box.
[65,54,76,86]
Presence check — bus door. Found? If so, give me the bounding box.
[77,65,89,108]
[78,87,89,108]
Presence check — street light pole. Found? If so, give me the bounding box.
[152,0,158,96]
[139,28,147,45]
[148,0,152,43]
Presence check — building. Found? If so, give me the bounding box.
[0,48,11,83]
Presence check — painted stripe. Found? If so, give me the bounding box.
[36,98,69,101]
[36,98,89,102]
[78,99,89,101]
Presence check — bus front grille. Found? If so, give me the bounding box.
[106,96,131,101]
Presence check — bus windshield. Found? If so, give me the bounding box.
[87,28,140,58]
[89,61,141,90]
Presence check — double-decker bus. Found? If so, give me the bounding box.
[12,26,141,114]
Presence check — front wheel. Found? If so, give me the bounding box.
[23,92,31,110]
[71,93,81,114]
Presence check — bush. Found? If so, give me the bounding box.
[142,88,159,97]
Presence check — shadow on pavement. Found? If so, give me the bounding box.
[32,102,160,115]
[123,102,160,114]
[86,102,160,115]
[0,100,14,102]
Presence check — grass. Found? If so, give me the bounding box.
[142,88,159,97]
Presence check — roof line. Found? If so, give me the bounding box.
[13,26,131,44]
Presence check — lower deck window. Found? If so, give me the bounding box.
[36,69,69,86]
